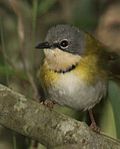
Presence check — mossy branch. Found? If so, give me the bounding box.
[0,84,120,149]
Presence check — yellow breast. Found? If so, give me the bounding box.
[38,55,107,89]
[38,61,60,88]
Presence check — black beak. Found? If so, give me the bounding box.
[35,42,51,49]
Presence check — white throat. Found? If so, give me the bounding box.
[44,48,81,72]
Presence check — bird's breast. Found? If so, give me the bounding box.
[39,62,107,110]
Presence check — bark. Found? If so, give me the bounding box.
[0,84,120,149]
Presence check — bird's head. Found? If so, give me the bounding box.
[36,25,105,73]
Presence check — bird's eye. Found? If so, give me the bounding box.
[60,39,69,49]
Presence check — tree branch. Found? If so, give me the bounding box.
[0,84,120,149]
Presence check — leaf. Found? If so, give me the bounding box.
[108,81,120,138]
[99,99,117,138]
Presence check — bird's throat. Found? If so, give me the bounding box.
[44,48,81,73]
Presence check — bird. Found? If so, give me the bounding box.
[35,24,119,130]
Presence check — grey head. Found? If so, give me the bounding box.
[36,24,85,55]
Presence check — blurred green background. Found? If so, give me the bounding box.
[0,0,120,149]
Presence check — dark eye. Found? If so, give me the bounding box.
[60,39,69,49]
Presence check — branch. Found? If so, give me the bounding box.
[0,84,120,149]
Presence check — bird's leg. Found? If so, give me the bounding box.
[88,109,100,133]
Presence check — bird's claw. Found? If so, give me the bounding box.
[41,100,55,110]
[90,122,100,133]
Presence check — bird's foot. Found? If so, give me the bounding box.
[90,122,100,133]
[41,100,55,110]
[88,109,100,133]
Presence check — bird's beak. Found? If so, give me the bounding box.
[35,42,51,49]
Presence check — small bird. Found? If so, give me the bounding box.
[36,24,117,130]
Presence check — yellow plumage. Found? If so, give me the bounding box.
[39,53,107,89]
[38,61,59,88]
